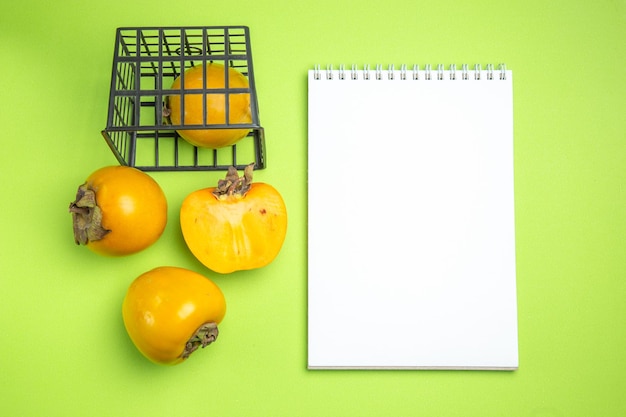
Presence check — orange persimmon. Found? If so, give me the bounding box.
[167,63,252,149]
[180,164,287,274]
[122,266,226,365]
[69,166,167,256]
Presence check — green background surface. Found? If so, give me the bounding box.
[1,0,625,416]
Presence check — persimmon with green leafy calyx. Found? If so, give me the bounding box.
[180,164,288,274]
[69,166,167,256]
[122,266,226,365]
[166,62,252,149]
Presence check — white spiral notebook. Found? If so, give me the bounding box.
[307,64,518,370]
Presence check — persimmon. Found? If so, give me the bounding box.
[69,166,167,256]
[180,164,287,274]
[122,266,226,365]
[167,62,252,149]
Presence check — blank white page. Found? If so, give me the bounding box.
[307,65,518,370]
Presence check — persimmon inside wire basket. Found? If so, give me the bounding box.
[101,25,266,172]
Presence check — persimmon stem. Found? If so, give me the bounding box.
[181,322,219,359]
[69,184,110,245]
[212,163,255,198]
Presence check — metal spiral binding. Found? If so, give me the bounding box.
[313,64,508,81]
[313,64,321,80]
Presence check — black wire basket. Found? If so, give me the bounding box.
[101,26,266,171]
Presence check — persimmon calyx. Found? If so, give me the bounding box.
[212,163,255,198]
[69,184,110,245]
[181,322,219,359]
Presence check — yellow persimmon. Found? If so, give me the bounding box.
[122,266,226,365]
[69,166,167,256]
[180,164,288,274]
[167,63,252,148]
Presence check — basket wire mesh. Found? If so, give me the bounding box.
[101,26,266,171]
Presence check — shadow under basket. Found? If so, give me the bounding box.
[101,25,266,172]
